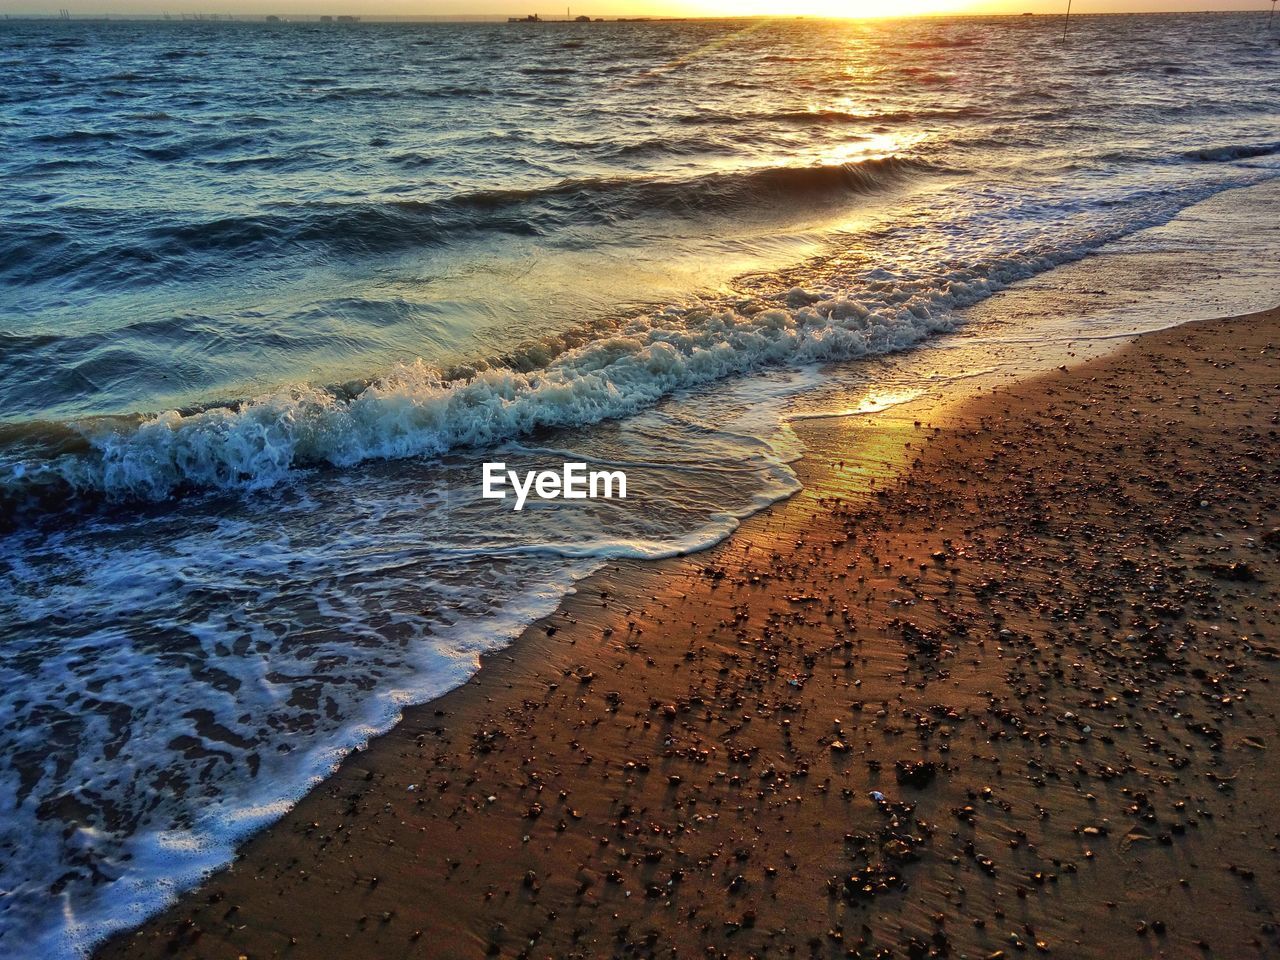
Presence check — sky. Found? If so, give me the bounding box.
[0,0,1268,18]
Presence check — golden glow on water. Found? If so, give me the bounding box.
[794,388,928,420]
[678,0,975,18]
[618,18,772,85]
[845,388,927,414]
[819,132,929,165]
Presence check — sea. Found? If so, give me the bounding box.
[1,12,1278,956]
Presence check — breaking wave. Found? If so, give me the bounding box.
[5,238,1077,509]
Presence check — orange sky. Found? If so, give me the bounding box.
[0,0,1266,17]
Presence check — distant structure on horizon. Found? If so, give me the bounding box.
[507,12,603,22]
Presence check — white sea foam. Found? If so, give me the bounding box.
[0,369,807,959]
[14,245,1083,502]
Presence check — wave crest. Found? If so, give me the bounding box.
[7,245,1051,506]
[4,156,932,289]
[1184,141,1280,163]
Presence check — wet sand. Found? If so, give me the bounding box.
[99,307,1279,960]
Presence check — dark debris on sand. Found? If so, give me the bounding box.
[98,311,1279,960]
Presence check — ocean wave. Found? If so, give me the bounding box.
[4,240,1058,508]
[1,156,931,288]
[313,83,495,102]
[895,36,979,49]
[30,129,123,145]
[1184,141,1280,162]
[594,133,735,159]
[674,106,984,127]
[1081,140,1280,168]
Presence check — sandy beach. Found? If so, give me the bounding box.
[96,305,1279,960]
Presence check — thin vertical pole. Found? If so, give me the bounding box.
[1063,0,1072,42]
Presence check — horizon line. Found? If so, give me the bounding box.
[4,6,1271,20]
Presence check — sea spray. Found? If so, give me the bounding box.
[0,240,1132,504]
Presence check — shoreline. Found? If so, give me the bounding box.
[98,307,1279,960]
